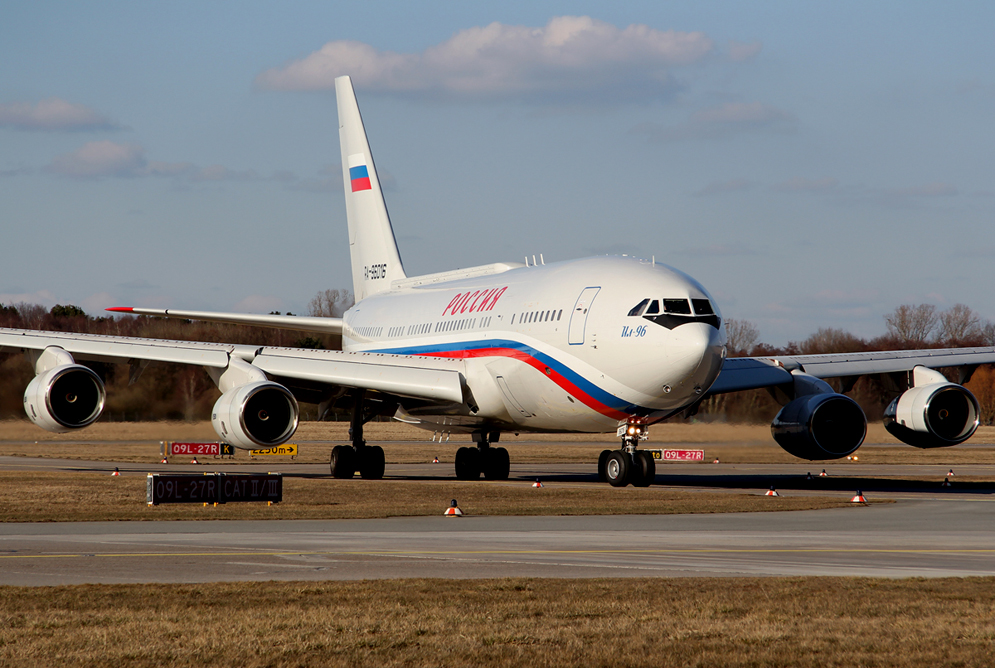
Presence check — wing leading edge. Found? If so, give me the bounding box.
[709,345,995,395]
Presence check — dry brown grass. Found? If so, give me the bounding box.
[1,577,993,667]
[4,420,995,465]
[0,472,857,522]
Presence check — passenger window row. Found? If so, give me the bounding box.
[512,309,563,326]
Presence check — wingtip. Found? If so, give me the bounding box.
[105,307,134,313]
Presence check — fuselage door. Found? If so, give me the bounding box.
[568,286,601,345]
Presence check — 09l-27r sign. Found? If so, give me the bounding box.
[147,473,282,505]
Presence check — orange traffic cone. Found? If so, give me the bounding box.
[432,456,440,463]
[444,499,463,517]
[851,490,867,503]
[191,457,199,465]
[820,469,828,477]
[532,478,543,488]
[765,486,779,497]
[942,477,952,487]
[111,467,120,476]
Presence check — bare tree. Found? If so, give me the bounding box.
[885,304,938,348]
[938,303,981,343]
[800,327,865,354]
[981,321,995,346]
[725,318,760,356]
[308,289,354,318]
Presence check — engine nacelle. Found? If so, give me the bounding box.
[771,393,867,460]
[211,381,299,449]
[23,364,106,433]
[884,382,979,448]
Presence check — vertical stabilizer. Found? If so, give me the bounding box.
[335,75,406,301]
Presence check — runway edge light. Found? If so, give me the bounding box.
[765,486,779,497]
[851,491,867,503]
[445,499,463,517]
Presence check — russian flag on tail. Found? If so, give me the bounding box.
[349,154,372,192]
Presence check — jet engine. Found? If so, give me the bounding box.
[771,392,867,461]
[884,381,979,449]
[23,364,106,433]
[211,381,299,449]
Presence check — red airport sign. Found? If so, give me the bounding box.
[167,442,234,457]
[648,449,705,462]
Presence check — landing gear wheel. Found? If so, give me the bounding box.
[455,446,482,480]
[606,451,630,487]
[483,447,510,480]
[597,449,612,482]
[358,445,385,479]
[631,451,656,487]
[330,445,355,479]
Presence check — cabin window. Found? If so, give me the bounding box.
[557,309,562,320]
[627,299,650,317]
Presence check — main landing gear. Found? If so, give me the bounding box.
[597,421,655,487]
[455,431,510,480]
[329,389,385,479]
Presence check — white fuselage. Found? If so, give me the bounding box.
[339,256,727,434]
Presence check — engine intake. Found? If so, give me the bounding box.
[772,393,867,460]
[884,382,979,448]
[211,381,299,449]
[23,364,106,432]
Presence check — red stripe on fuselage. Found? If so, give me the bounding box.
[420,347,629,420]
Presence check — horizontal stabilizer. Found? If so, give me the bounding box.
[107,307,343,335]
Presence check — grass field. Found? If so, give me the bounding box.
[2,577,993,667]
[3,420,995,465]
[0,472,862,522]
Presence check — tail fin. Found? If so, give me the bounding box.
[335,75,406,301]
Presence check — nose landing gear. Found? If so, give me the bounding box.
[598,420,655,487]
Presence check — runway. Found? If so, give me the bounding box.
[2,499,995,585]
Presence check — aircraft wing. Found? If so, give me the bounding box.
[709,345,995,394]
[105,307,343,335]
[0,328,465,404]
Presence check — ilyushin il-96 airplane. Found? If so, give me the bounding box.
[3,76,994,487]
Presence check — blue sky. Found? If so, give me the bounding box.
[2,1,993,344]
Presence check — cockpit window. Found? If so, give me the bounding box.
[663,298,692,315]
[692,299,714,316]
[627,299,650,317]
[644,300,660,315]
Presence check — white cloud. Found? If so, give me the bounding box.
[47,141,147,177]
[728,41,763,62]
[771,176,839,192]
[255,16,714,100]
[0,98,118,131]
[635,102,795,141]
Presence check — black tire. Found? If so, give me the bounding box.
[330,445,355,479]
[455,446,482,480]
[483,447,510,480]
[597,449,612,482]
[359,445,385,480]
[606,451,630,487]
[631,451,656,487]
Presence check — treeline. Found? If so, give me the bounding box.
[1,298,993,425]
[0,290,351,422]
[710,303,995,424]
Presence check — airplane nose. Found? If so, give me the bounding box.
[667,323,726,395]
